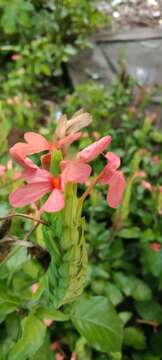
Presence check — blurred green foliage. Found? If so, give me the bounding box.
[0,0,107,130]
[0,1,162,359]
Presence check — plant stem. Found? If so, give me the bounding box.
[0,213,48,226]
[80,174,101,203]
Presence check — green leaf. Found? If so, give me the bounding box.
[36,306,69,322]
[0,338,15,360]
[133,353,159,360]
[135,299,162,323]
[131,280,152,301]
[0,283,20,322]
[71,295,123,354]
[141,229,155,243]
[106,283,123,306]
[8,314,46,360]
[113,272,135,296]
[5,312,20,341]
[151,130,162,143]
[33,333,53,360]
[118,227,141,239]
[1,0,33,34]
[75,337,92,360]
[151,330,162,356]
[5,247,28,274]
[124,327,146,350]
[143,248,162,277]
[119,311,132,325]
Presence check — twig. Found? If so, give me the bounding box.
[79,174,101,204]
[0,213,48,226]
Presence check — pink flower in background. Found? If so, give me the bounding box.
[0,161,21,180]
[70,353,77,360]
[99,152,126,208]
[51,342,60,351]
[141,180,152,191]
[31,283,39,294]
[150,242,161,252]
[43,319,53,327]
[150,155,160,165]
[55,354,64,360]
[0,165,6,177]
[11,54,22,61]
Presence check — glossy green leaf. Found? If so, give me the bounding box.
[33,333,53,360]
[106,283,123,306]
[36,306,69,322]
[118,227,141,239]
[8,314,46,360]
[135,299,162,323]
[131,280,152,301]
[151,330,162,356]
[124,327,146,350]
[71,296,123,354]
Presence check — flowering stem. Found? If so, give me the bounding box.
[76,174,101,218]
[0,213,48,226]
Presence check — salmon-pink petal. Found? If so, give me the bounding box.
[100,152,121,184]
[10,143,30,165]
[61,161,91,188]
[105,152,121,169]
[99,163,115,185]
[23,158,38,170]
[9,182,52,208]
[24,168,53,184]
[24,132,50,154]
[10,144,39,182]
[107,171,126,208]
[78,136,112,162]
[0,165,6,176]
[60,160,71,171]
[58,132,81,147]
[42,189,64,212]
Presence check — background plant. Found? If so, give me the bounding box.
[0,0,162,358]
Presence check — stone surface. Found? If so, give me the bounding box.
[68,45,113,87]
[68,27,162,94]
[101,39,162,85]
[95,27,162,42]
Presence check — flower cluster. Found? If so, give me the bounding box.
[9,110,126,213]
